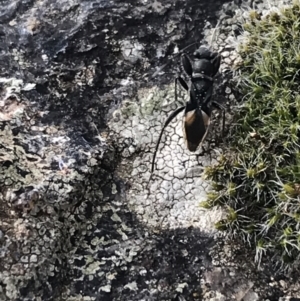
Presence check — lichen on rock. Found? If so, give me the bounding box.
[1,0,300,300]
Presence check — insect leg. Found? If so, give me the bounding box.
[181,53,193,77]
[151,105,186,173]
[176,76,189,91]
[212,101,226,111]
[175,76,188,108]
[150,42,198,79]
[211,54,221,76]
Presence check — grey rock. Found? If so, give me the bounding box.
[1,0,300,301]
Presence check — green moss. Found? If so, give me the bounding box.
[199,201,213,209]
[205,2,300,267]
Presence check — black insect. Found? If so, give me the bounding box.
[150,45,225,174]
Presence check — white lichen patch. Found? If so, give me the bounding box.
[124,281,138,291]
[107,17,251,235]
[109,81,229,234]
[0,74,108,300]
[2,1,298,300]
[84,260,101,275]
[99,284,111,293]
[121,40,145,64]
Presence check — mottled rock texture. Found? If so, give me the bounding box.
[0,0,300,300]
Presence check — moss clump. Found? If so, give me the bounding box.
[205,2,300,268]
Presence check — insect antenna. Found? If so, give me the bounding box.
[150,72,190,174]
[150,105,185,174]
[150,42,198,79]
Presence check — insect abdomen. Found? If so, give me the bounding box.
[183,109,209,152]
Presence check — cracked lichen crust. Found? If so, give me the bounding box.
[0,76,109,300]
[108,25,239,232]
[1,0,238,299]
[1,0,300,300]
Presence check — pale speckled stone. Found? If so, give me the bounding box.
[30,255,38,263]
[20,256,28,263]
[222,51,230,58]
[109,73,231,233]
[243,291,259,301]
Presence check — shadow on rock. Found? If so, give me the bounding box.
[57,197,216,301]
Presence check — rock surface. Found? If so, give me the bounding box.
[0,0,300,300]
